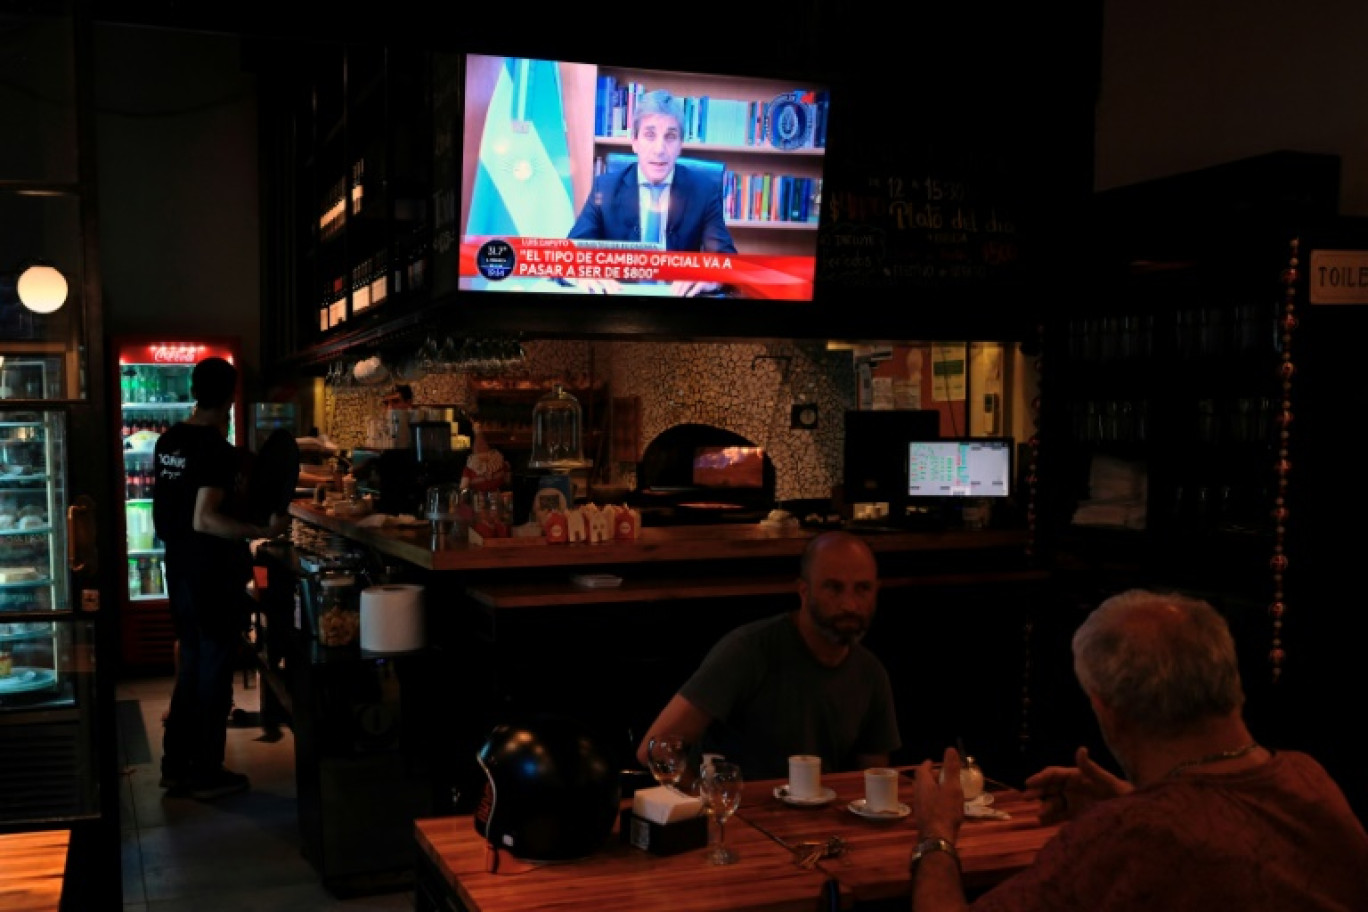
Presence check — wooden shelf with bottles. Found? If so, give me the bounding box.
[1040,230,1294,597]
[581,67,828,258]
[285,43,436,359]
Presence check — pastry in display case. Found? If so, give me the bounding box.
[0,621,66,704]
[0,407,71,709]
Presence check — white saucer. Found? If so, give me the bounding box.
[847,798,911,820]
[774,785,837,807]
[964,792,1010,820]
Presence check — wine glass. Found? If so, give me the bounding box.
[646,734,687,793]
[699,760,744,865]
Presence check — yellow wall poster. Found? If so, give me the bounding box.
[930,344,966,402]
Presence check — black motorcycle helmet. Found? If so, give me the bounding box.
[474,714,621,861]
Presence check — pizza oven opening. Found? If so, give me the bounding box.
[631,423,776,526]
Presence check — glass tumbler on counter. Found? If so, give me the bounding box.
[424,483,467,541]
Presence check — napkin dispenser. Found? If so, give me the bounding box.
[619,786,707,855]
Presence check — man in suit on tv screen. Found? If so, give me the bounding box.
[566,88,736,297]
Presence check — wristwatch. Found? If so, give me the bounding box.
[909,835,961,875]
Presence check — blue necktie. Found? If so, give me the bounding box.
[644,183,666,246]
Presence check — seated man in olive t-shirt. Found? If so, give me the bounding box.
[635,531,900,781]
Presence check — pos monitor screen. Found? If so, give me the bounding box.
[458,53,831,301]
[907,438,1014,499]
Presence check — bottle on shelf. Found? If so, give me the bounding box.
[319,283,331,333]
[145,557,163,598]
[329,274,347,328]
[407,235,428,292]
[351,156,365,215]
[128,558,143,598]
[352,257,372,313]
[370,250,389,307]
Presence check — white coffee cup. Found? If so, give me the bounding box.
[788,754,822,800]
[864,767,900,812]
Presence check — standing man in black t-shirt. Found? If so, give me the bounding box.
[152,357,289,800]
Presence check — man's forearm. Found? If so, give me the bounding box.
[910,839,970,912]
[195,511,271,541]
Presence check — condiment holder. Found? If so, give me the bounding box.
[939,755,985,801]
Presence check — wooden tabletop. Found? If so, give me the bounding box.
[414,768,1058,912]
[0,830,68,912]
[738,768,1060,903]
[414,810,846,912]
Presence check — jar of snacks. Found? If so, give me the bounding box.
[315,574,360,646]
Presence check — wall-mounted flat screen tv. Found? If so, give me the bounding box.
[458,53,831,301]
[907,438,1014,499]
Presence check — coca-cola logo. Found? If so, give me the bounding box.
[149,346,211,364]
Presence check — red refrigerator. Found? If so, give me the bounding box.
[112,336,243,672]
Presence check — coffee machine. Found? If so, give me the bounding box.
[368,408,470,515]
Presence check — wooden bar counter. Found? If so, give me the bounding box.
[288,501,1033,573]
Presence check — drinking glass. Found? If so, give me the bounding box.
[699,760,743,865]
[646,734,687,793]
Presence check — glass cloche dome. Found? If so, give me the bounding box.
[528,383,591,470]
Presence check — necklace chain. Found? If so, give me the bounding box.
[1165,742,1261,779]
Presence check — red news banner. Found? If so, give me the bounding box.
[460,236,815,300]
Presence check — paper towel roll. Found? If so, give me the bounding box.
[359,584,425,653]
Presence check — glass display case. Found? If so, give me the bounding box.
[1,6,122,905]
[0,403,98,841]
[0,405,72,711]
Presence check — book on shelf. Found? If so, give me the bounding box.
[810,89,830,148]
[594,74,616,137]
[593,81,830,153]
[719,173,821,224]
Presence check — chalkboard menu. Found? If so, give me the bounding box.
[816,145,1028,291]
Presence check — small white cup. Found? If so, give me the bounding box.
[788,754,822,800]
[864,767,899,812]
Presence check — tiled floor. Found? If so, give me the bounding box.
[117,671,414,911]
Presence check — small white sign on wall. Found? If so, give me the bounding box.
[1309,250,1368,304]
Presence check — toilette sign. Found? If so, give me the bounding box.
[1309,250,1368,305]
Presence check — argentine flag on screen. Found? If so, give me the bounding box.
[467,57,576,239]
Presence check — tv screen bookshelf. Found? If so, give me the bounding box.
[457,52,831,302]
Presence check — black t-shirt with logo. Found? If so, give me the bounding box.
[152,421,250,588]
